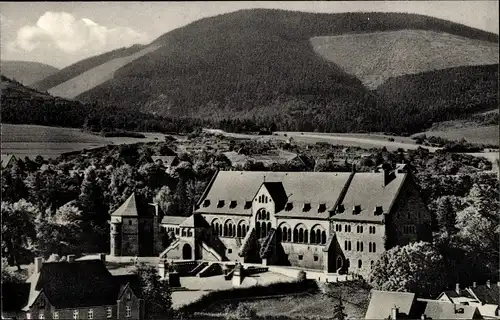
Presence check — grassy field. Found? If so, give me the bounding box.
[47,44,162,99]
[416,125,499,146]
[1,123,166,159]
[311,30,498,89]
[205,282,370,320]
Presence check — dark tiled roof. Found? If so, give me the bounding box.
[469,284,500,305]
[111,193,154,217]
[161,215,187,225]
[418,299,479,319]
[2,282,30,312]
[28,260,141,309]
[365,290,416,319]
[440,289,475,300]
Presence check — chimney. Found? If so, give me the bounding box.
[352,163,356,173]
[456,283,460,294]
[473,282,477,288]
[35,257,43,273]
[382,163,395,186]
[486,280,491,288]
[99,253,106,263]
[67,255,75,263]
[391,307,398,320]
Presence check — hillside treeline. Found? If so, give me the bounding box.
[1,76,204,134]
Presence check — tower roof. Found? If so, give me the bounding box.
[110,193,153,217]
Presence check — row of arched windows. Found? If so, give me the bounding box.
[278,224,327,245]
[257,209,270,221]
[256,221,272,239]
[211,219,249,238]
[258,195,269,203]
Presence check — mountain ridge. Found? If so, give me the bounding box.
[0,60,59,86]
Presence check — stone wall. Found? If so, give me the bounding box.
[280,243,325,270]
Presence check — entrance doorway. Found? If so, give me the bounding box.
[182,243,192,260]
[336,256,343,272]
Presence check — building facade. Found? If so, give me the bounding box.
[110,164,432,279]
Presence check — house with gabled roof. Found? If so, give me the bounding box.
[437,281,500,319]
[1,255,143,320]
[1,154,17,169]
[133,163,432,278]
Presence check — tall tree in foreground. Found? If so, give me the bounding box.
[1,200,38,270]
[370,241,447,297]
[135,263,174,320]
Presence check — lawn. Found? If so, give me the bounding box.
[417,125,499,146]
[203,282,370,320]
[1,123,166,159]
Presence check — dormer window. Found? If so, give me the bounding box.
[374,206,383,215]
[318,203,326,213]
[229,200,237,209]
[353,205,361,214]
[337,204,345,213]
[203,199,210,207]
[285,202,293,211]
[217,200,225,208]
[244,201,252,209]
[303,203,311,212]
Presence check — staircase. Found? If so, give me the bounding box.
[259,228,276,259]
[188,262,208,276]
[198,263,223,278]
[201,241,224,261]
[159,239,180,259]
[238,227,256,258]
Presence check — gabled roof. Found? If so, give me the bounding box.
[111,193,153,217]
[439,289,476,300]
[1,282,30,312]
[1,154,16,168]
[336,171,407,222]
[195,171,353,219]
[161,215,187,225]
[365,290,416,319]
[179,213,208,228]
[468,284,500,305]
[151,155,178,167]
[262,182,288,211]
[24,259,141,310]
[419,299,479,319]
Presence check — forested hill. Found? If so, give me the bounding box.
[10,9,500,134]
[0,75,201,133]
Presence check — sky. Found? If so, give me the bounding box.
[1,1,498,68]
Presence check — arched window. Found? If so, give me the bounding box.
[358,260,362,268]
[310,230,316,244]
[282,227,288,242]
[267,222,271,234]
[224,219,235,238]
[372,243,376,252]
[237,225,242,238]
[262,223,267,238]
[287,229,291,242]
[298,228,304,243]
[370,260,374,269]
[321,231,327,244]
[304,230,308,244]
[293,229,298,242]
[223,224,228,237]
[266,212,270,220]
[238,221,248,238]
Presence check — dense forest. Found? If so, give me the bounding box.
[1,76,205,134]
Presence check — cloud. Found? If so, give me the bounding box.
[11,11,150,54]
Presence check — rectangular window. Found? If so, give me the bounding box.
[88,309,93,319]
[126,306,131,318]
[106,307,112,318]
[73,310,79,319]
[314,255,319,261]
[54,312,59,320]
[298,255,303,260]
[227,248,232,254]
[129,219,132,225]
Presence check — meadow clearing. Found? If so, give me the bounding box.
[1,123,166,159]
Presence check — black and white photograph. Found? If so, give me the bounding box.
[1,1,499,319]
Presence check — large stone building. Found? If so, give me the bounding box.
[110,164,432,278]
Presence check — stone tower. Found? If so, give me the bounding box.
[109,193,141,256]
